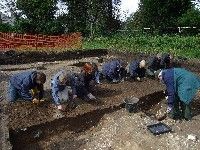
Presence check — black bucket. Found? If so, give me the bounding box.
[124,97,139,113]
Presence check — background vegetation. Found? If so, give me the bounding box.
[0,0,200,58]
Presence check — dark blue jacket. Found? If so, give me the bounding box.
[148,54,171,71]
[102,60,122,80]
[51,71,86,104]
[160,54,171,69]
[66,73,89,97]
[9,71,39,100]
[147,56,161,71]
[162,69,175,108]
[129,60,146,78]
[51,70,69,104]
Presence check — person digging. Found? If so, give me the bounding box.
[51,70,97,111]
[158,68,200,121]
[128,59,146,82]
[8,71,46,104]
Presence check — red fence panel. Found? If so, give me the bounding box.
[0,32,82,51]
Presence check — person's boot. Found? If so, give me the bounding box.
[183,104,192,121]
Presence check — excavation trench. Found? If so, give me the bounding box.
[9,91,165,150]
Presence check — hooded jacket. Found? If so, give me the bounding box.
[9,71,43,100]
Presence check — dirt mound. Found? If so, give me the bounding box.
[0,49,108,65]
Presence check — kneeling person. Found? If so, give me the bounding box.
[128,59,146,81]
[8,71,46,103]
[51,70,71,110]
[102,59,126,83]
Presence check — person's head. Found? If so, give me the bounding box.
[83,63,93,75]
[36,72,46,85]
[58,71,68,85]
[139,60,146,68]
[156,53,162,60]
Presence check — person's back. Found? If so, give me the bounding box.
[102,59,123,82]
[10,71,37,90]
[129,60,146,81]
[160,53,172,69]
[8,71,46,102]
[147,56,161,71]
[174,68,200,104]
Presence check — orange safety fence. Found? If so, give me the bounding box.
[0,32,82,51]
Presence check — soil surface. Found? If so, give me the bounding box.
[1,50,200,150]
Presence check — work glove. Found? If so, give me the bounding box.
[166,106,172,113]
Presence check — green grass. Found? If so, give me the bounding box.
[83,34,200,59]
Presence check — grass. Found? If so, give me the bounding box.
[83,34,200,59]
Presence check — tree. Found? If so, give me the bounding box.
[178,7,200,27]
[0,22,13,32]
[62,0,121,37]
[16,0,58,34]
[128,0,192,32]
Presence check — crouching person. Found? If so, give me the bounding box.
[158,68,200,120]
[51,70,72,111]
[82,62,100,86]
[51,70,96,111]
[147,53,173,78]
[128,59,146,81]
[102,59,126,83]
[74,71,97,101]
[8,71,46,103]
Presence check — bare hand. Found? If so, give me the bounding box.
[73,95,78,99]
[32,98,40,104]
[136,77,141,81]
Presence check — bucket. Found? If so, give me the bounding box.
[124,97,139,113]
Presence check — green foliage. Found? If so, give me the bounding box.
[126,0,192,32]
[83,34,200,59]
[178,8,200,27]
[0,22,13,32]
[64,0,121,37]
[16,0,58,34]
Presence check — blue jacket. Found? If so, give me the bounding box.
[162,68,200,107]
[129,60,146,78]
[9,71,39,100]
[102,60,122,80]
[147,56,161,71]
[148,54,171,71]
[160,53,171,69]
[51,70,87,104]
[51,70,69,105]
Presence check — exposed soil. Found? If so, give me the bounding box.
[1,50,200,150]
[0,49,108,65]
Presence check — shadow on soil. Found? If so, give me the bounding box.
[137,91,165,117]
[92,86,122,98]
[9,104,124,150]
